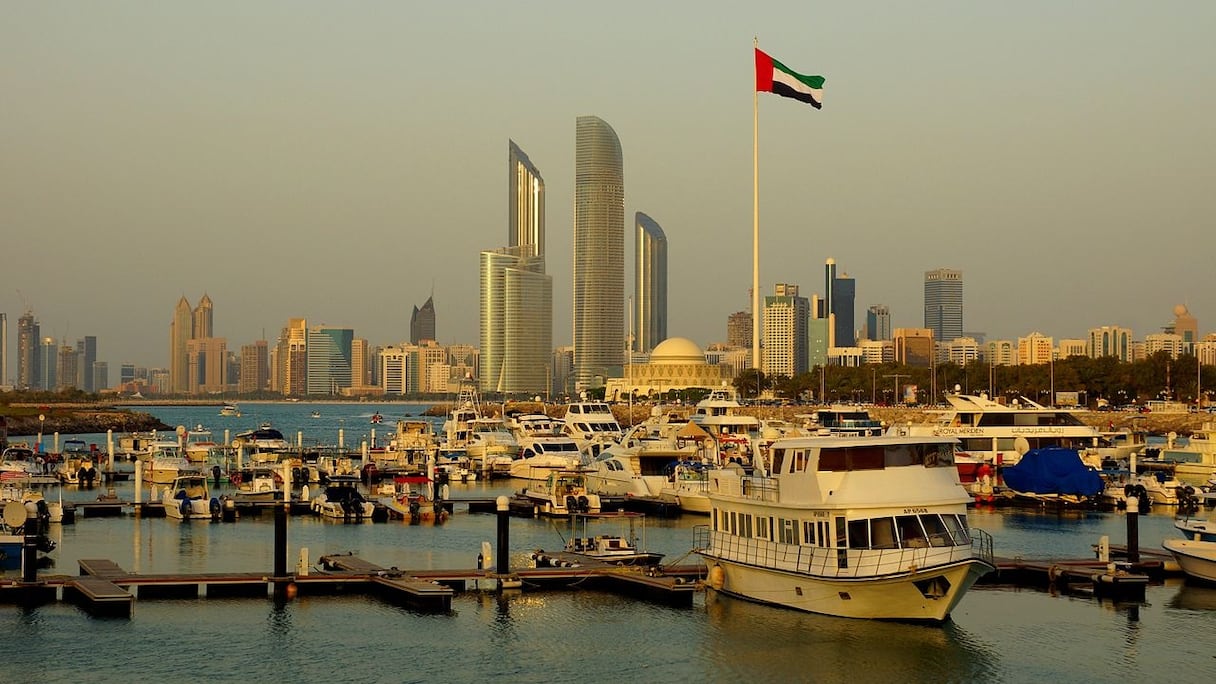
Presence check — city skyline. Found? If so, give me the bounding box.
[3,4,1214,369]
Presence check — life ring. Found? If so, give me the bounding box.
[229,472,243,486]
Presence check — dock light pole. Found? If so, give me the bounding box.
[495,496,510,575]
[37,414,44,453]
[1125,494,1140,565]
[884,374,909,406]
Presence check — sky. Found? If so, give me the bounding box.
[3,2,1214,375]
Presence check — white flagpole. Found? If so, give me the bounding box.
[752,37,761,375]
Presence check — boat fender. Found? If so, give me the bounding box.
[1048,565,1062,583]
[708,564,725,590]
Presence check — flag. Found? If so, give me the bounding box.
[755,48,824,109]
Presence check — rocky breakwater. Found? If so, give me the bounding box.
[2,405,171,438]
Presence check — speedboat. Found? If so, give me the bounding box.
[532,512,663,567]
[162,474,218,520]
[521,469,601,517]
[999,447,1104,507]
[311,476,375,520]
[219,404,241,417]
[229,466,285,503]
[1162,538,1216,583]
[140,443,192,486]
[696,433,995,623]
[370,412,383,424]
[376,475,448,523]
[0,446,54,485]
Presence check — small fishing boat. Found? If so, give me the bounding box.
[521,468,601,517]
[311,475,375,520]
[377,475,448,523]
[532,512,663,567]
[162,473,219,520]
[1163,538,1216,583]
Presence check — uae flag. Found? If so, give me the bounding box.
[755,48,824,109]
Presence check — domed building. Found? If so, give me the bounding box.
[603,337,732,401]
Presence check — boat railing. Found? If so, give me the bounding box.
[699,528,986,579]
[739,476,779,502]
[970,527,995,567]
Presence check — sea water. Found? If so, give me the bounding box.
[6,402,1216,683]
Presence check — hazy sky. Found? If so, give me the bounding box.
[3,2,1213,373]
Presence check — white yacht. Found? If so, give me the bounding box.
[233,424,292,463]
[507,414,583,480]
[219,404,241,417]
[560,402,623,456]
[140,442,193,486]
[696,433,995,623]
[901,392,1102,467]
[162,473,217,520]
[521,469,602,517]
[1158,424,1216,480]
[465,417,518,477]
[690,388,761,465]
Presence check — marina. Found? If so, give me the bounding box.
[3,402,1216,681]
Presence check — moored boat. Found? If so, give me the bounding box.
[522,469,601,517]
[1162,538,1216,583]
[311,475,375,520]
[162,473,219,520]
[532,512,663,567]
[695,433,995,623]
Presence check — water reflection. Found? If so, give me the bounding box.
[1167,581,1216,611]
[702,591,1000,682]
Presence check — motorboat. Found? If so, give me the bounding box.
[1162,538,1216,583]
[370,412,383,424]
[1175,514,1216,542]
[696,433,995,622]
[508,414,582,480]
[560,401,623,457]
[310,411,321,419]
[0,446,54,485]
[690,388,760,465]
[376,475,448,523]
[233,424,292,463]
[0,500,57,570]
[998,447,1105,507]
[900,392,1103,467]
[521,469,602,517]
[465,417,518,477]
[0,486,64,524]
[140,442,192,486]
[1157,425,1216,479]
[658,460,714,514]
[799,406,885,437]
[162,473,218,520]
[311,475,375,520]
[219,404,242,417]
[532,512,663,567]
[184,428,220,463]
[229,466,285,503]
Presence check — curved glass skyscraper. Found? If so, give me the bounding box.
[634,212,667,353]
[509,140,544,258]
[573,116,624,390]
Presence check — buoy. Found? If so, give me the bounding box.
[285,583,298,600]
[709,564,725,590]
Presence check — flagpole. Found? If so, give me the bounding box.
[752,37,761,376]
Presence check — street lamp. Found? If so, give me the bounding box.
[37,413,45,454]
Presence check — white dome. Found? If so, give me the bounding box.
[650,337,705,364]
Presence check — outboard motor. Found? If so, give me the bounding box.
[578,495,590,513]
[565,495,578,512]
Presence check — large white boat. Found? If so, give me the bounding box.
[162,473,218,520]
[465,417,518,477]
[690,388,760,465]
[233,424,292,463]
[140,443,193,486]
[1158,424,1216,480]
[1162,538,1216,583]
[521,469,602,517]
[695,433,995,623]
[507,414,583,480]
[902,392,1102,467]
[560,402,623,456]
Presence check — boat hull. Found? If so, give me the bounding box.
[703,555,992,622]
[1163,539,1216,583]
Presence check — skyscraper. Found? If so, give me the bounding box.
[39,337,57,390]
[763,283,809,378]
[239,341,269,394]
[924,268,963,342]
[634,212,667,353]
[169,296,193,393]
[834,272,855,347]
[77,335,97,392]
[17,312,39,390]
[727,311,752,349]
[57,344,78,391]
[0,312,6,387]
[306,327,353,395]
[573,115,624,389]
[193,294,213,339]
[410,297,436,344]
[509,140,544,258]
[866,305,891,341]
[480,247,552,394]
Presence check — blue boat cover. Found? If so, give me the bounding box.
[1001,447,1104,496]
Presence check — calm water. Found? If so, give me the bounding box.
[7,402,1216,683]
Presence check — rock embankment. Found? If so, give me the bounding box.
[2,409,171,437]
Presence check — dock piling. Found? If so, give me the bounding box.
[1126,496,1140,564]
[496,496,510,575]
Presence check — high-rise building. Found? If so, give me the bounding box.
[92,362,108,393]
[120,364,136,386]
[834,272,855,347]
[0,312,6,387]
[1088,325,1133,362]
[306,327,353,395]
[924,268,963,342]
[410,297,436,344]
[39,337,57,390]
[276,318,308,396]
[727,311,752,349]
[572,115,624,389]
[509,140,544,258]
[763,283,809,378]
[239,341,269,394]
[186,337,228,394]
[480,247,553,394]
[1172,304,1198,352]
[169,296,193,393]
[17,312,39,389]
[77,336,97,392]
[1016,332,1053,365]
[193,294,213,339]
[823,259,835,323]
[350,338,372,389]
[866,305,891,341]
[57,344,79,391]
[635,212,667,353]
[893,328,934,368]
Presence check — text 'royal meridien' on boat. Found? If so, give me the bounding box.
[695,433,995,623]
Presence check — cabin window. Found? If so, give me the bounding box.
[742,514,753,538]
[919,514,953,547]
[757,516,769,540]
[792,449,808,472]
[818,520,831,549]
[802,520,817,546]
[770,448,786,475]
[779,518,797,544]
[847,519,870,549]
[870,517,898,549]
[942,513,970,545]
[847,446,885,470]
[885,445,915,467]
[896,515,928,548]
[729,511,737,535]
[712,508,720,531]
[818,449,846,471]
